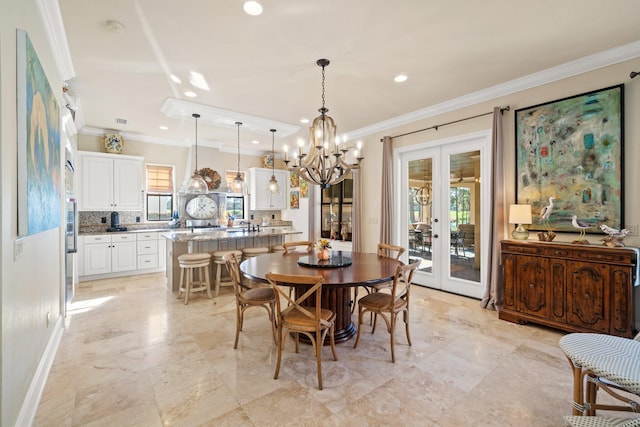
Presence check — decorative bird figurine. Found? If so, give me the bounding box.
[571,215,592,244]
[539,196,556,232]
[599,224,630,247]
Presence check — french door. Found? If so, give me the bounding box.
[396,130,491,299]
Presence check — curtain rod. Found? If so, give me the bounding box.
[386,106,510,140]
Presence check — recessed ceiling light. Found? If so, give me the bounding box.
[394,73,408,83]
[105,20,126,33]
[169,74,181,84]
[189,71,210,91]
[243,1,263,16]
[300,118,309,124]
[159,125,168,130]
[251,140,260,145]
[184,91,197,98]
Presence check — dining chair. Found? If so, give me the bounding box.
[353,260,420,362]
[282,241,314,254]
[265,272,338,390]
[563,416,640,427]
[352,243,405,316]
[224,252,276,349]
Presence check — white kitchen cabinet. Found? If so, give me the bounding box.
[136,232,159,269]
[81,234,137,277]
[249,167,287,210]
[78,151,144,211]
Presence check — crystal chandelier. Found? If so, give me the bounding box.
[284,59,363,189]
[185,113,209,194]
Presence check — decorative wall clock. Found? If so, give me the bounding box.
[104,133,124,154]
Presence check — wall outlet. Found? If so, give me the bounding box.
[136,216,141,223]
[101,217,107,223]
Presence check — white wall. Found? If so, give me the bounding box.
[1,1,68,425]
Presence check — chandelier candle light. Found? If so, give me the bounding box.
[285,58,364,189]
[185,113,209,194]
[509,204,532,240]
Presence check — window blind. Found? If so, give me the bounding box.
[147,165,174,193]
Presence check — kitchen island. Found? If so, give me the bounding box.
[162,228,302,292]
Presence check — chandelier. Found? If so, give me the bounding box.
[415,161,431,206]
[284,59,363,189]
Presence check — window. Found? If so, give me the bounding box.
[449,185,471,230]
[225,170,245,220]
[146,164,174,221]
[320,174,353,241]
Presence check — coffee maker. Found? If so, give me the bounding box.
[107,211,127,232]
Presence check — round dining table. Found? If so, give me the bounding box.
[239,251,402,342]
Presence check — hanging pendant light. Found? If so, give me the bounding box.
[284,58,364,189]
[186,113,209,194]
[230,121,245,194]
[267,128,280,195]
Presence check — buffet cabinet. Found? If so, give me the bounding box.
[500,240,637,338]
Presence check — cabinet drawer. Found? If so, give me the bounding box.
[137,232,159,241]
[84,234,111,244]
[112,233,135,242]
[137,240,158,254]
[137,254,158,269]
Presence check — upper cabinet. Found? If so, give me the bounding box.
[249,167,287,210]
[77,151,144,211]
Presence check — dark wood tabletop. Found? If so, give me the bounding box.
[239,251,401,288]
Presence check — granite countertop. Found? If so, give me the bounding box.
[79,221,293,236]
[161,228,302,242]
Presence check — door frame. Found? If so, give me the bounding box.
[394,129,492,299]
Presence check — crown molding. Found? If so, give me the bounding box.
[346,40,640,141]
[36,0,75,81]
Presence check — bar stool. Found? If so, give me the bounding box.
[177,253,212,304]
[271,244,285,253]
[211,249,242,296]
[241,247,269,261]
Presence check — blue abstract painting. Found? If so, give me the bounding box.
[17,30,61,236]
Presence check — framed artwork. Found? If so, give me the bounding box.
[290,190,299,209]
[17,30,61,236]
[515,84,624,233]
[290,173,299,188]
[299,178,308,198]
[261,154,274,168]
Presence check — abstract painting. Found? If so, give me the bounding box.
[17,29,61,236]
[290,191,299,209]
[515,85,623,233]
[290,173,299,188]
[299,178,308,198]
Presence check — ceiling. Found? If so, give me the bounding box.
[58,0,640,156]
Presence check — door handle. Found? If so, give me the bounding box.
[433,234,439,239]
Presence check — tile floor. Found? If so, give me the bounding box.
[32,272,606,426]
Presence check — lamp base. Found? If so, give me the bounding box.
[511,225,529,240]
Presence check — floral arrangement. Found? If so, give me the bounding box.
[315,239,332,251]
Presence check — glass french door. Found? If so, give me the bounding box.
[398,131,490,299]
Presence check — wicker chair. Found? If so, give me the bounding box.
[224,252,276,349]
[563,416,640,427]
[353,260,420,362]
[266,272,337,390]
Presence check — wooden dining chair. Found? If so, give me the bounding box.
[282,241,314,254]
[224,252,276,349]
[353,260,420,362]
[265,272,337,390]
[352,243,405,316]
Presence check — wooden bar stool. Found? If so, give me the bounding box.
[177,253,212,304]
[271,245,285,253]
[241,247,269,261]
[211,249,242,296]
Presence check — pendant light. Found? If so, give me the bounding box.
[186,113,209,194]
[267,128,280,195]
[230,121,245,194]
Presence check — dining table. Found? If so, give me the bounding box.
[239,251,402,342]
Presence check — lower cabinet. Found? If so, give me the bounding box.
[500,240,636,337]
[79,231,166,280]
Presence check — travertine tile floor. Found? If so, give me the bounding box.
[34,273,587,426]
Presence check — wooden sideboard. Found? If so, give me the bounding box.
[500,240,637,338]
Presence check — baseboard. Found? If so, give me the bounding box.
[15,315,64,427]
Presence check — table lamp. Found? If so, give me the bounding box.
[509,204,532,240]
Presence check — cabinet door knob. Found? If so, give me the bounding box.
[584,293,590,299]
[529,283,535,288]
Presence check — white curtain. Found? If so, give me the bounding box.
[480,107,506,310]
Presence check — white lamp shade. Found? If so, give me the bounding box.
[509,204,532,224]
